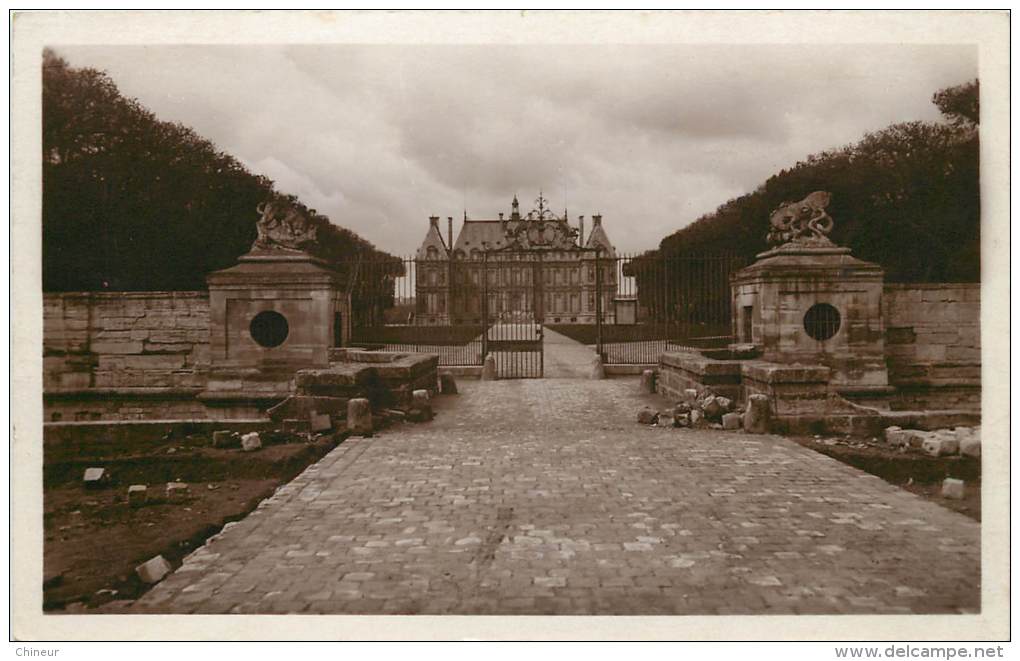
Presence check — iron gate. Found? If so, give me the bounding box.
[346,249,746,373]
[481,250,543,378]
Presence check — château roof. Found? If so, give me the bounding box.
[452,220,509,254]
[585,217,616,257]
[419,194,616,258]
[415,217,449,260]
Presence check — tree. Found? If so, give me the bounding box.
[656,80,980,284]
[933,79,979,128]
[42,50,396,292]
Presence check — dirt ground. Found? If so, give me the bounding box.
[792,436,981,521]
[43,429,344,611]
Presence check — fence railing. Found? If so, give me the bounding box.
[347,251,746,366]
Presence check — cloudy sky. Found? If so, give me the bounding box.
[58,44,976,256]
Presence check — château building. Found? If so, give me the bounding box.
[415,194,618,325]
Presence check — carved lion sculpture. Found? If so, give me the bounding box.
[252,195,319,251]
[767,191,835,246]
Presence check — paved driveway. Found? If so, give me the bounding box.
[132,378,979,615]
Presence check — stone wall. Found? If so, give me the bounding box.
[43,292,211,420]
[883,284,980,411]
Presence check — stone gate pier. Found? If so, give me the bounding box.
[657,192,980,435]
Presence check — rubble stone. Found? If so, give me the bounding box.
[637,407,658,425]
[690,409,704,427]
[716,397,733,413]
[673,413,690,428]
[721,412,742,430]
[407,407,433,423]
[240,432,262,452]
[135,555,172,584]
[702,397,724,420]
[127,484,147,507]
[941,478,966,500]
[744,394,770,434]
[347,398,373,435]
[674,402,692,415]
[683,389,699,404]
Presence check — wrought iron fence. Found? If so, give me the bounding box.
[549,251,746,364]
[346,251,746,367]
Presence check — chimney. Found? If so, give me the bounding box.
[498,212,504,220]
[429,215,440,229]
[593,213,603,226]
[447,216,453,252]
[578,215,585,247]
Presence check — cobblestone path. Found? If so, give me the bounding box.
[133,379,980,615]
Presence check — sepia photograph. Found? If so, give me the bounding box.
[9,9,1010,643]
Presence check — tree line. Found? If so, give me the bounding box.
[42,49,398,292]
[656,80,980,284]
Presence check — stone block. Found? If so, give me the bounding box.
[901,429,929,449]
[267,395,349,422]
[883,426,904,446]
[637,407,657,425]
[165,482,190,501]
[481,355,497,381]
[412,389,430,407]
[689,409,704,427]
[683,389,699,404]
[83,467,109,488]
[721,412,742,430]
[282,419,310,434]
[127,484,147,507]
[136,555,172,584]
[959,429,981,458]
[439,373,458,394]
[922,434,959,457]
[212,430,239,448]
[941,478,966,500]
[240,432,262,452]
[639,369,656,393]
[310,412,332,433]
[347,398,373,435]
[744,394,770,434]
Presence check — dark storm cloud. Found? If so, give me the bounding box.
[59,44,976,255]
